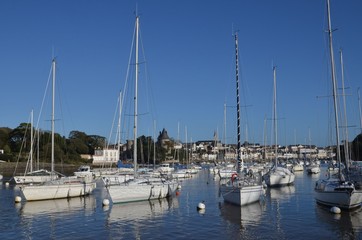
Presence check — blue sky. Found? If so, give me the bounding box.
[0,0,361,147]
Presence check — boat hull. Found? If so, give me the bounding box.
[20,180,96,201]
[292,165,304,172]
[307,166,320,174]
[264,167,295,187]
[315,179,362,209]
[172,170,191,179]
[104,177,178,204]
[220,183,263,206]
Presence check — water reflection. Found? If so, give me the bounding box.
[108,197,178,222]
[20,196,96,217]
[315,205,362,239]
[268,185,296,203]
[18,196,97,239]
[219,201,264,228]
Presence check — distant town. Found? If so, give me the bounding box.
[91,128,362,166]
[1,125,361,166]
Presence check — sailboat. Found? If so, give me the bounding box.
[13,110,62,184]
[172,123,191,179]
[220,32,264,206]
[19,58,96,201]
[102,16,177,204]
[314,0,362,209]
[263,67,295,187]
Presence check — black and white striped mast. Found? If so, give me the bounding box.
[234,32,242,174]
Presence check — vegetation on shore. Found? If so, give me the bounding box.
[0,123,184,169]
[1,123,361,170]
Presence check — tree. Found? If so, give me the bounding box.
[87,135,106,154]
[68,138,89,155]
[0,125,109,163]
[9,123,32,153]
[0,127,11,149]
[137,135,155,165]
[68,131,105,155]
[351,133,362,161]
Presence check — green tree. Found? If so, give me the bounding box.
[351,133,362,161]
[68,131,105,155]
[68,138,89,154]
[87,135,106,154]
[0,127,11,149]
[9,123,32,153]
[137,135,155,165]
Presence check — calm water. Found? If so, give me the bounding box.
[1,167,362,240]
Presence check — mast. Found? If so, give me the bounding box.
[51,58,55,175]
[273,66,278,166]
[339,49,350,165]
[37,128,39,170]
[185,126,188,166]
[30,109,34,173]
[234,32,242,173]
[117,90,122,161]
[153,120,156,170]
[223,103,228,160]
[358,88,362,133]
[175,121,180,163]
[263,114,267,160]
[326,0,342,173]
[133,16,139,176]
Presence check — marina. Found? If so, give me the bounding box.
[0,1,362,239]
[1,165,362,239]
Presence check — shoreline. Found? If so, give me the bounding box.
[0,162,80,179]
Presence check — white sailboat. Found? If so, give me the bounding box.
[102,16,177,204]
[314,0,362,209]
[220,32,264,206]
[306,163,321,174]
[19,59,96,201]
[263,67,295,187]
[14,110,62,184]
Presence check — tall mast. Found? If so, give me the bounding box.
[51,58,56,174]
[273,66,278,165]
[133,16,139,175]
[339,49,350,164]
[326,0,341,170]
[234,32,242,173]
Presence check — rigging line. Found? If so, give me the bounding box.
[107,94,120,149]
[120,17,138,146]
[12,116,32,177]
[138,22,158,123]
[35,63,53,131]
[55,62,68,141]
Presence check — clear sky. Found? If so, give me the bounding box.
[0,0,361,147]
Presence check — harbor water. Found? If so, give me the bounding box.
[1,167,362,239]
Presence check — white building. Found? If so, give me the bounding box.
[92,148,119,166]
